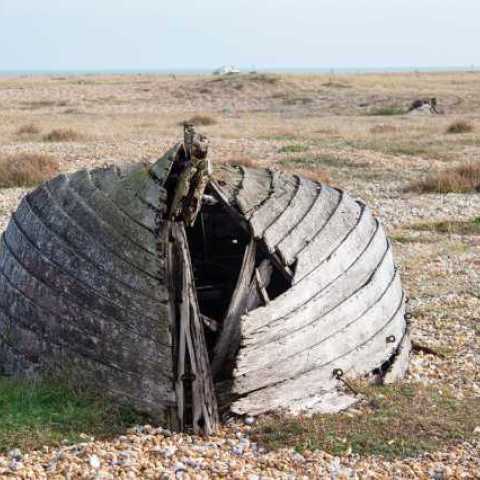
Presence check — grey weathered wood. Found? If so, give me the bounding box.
[13,205,166,315]
[47,174,165,282]
[383,329,412,384]
[234,267,401,393]
[0,234,171,347]
[242,212,383,339]
[232,293,405,415]
[213,165,244,205]
[249,171,298,239]
[262,177,319,253]
[235,167,273,218]
[276,184,341,266]
[69,170,159,256]
[27,183,167,299]
[211,238,256,376]
[171,223,218,435]
[294,196,363,281]
[246,260,273,311]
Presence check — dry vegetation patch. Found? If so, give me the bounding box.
[406,162,480,193]
[180,114,217,126]
[253,383,480,459]
[367,106,406,116]
[43,128,83,142]
[0,153,59,188]
[410,217,480,235]
[446,120,474,134]
[15,123,41,136]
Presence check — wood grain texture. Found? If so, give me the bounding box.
[235,167,273,218]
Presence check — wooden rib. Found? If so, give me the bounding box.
[172,223,218,435]
[249,171,298,239]
[0,265,172,379]
[242,209,382,338]
[13,205,166,312]
[294,195,363,281]
[231,294,406,415]
[234,265,401,392]
[0,233,171,344]
[235,167,273,218]
[211,238,256,376]
[212,165,245,205]
[27,182,166,297]
[262,177,320,253]
[69,170,158,256]
[0,309,175,411]
[383,329,412,384]
[48,174,164,281]
[276,185,341,266]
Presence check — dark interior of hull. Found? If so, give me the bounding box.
[163,175,292,432]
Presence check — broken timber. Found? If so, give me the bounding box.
[0,131,411,434]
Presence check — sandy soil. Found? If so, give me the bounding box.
[0,72,479,478]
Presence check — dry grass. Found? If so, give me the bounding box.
[0,153,59,188]
[253,383,480,459]
[287,167,331,184]
[406,162,480,193]
[410,217,480,235]
[370,124,398,134]
[43,128,82,142]
[446,120,474,134]
[16,123,41,136]
[226,157,258,168]
[180,114,217,126]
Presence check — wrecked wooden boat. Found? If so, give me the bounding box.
[0,128,410,435]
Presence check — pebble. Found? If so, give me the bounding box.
[89,454,101,469]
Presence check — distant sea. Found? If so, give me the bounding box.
[0,66,477,77]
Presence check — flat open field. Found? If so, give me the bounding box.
[0,72,479,478]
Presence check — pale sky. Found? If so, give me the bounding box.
[0,0,478,71]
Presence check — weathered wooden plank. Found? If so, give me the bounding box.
[69,170,158,256]
[245,260,273,311]
[90,166,121,196]
[47,175,165,282]
[383,329,412,384]
[13,206,166,315]
[242,212,383,339]
[150,144,179,185]
[108,165,166,231]
[234,268,401,393]
[0,250,169,354]
[0,273,173,380]
[0,233,171,343]
[249,172,298,239]
[26,184,167,299]
[211,238,256,376]
[276,185,341,266]
[172,223,218,435]
[212,165,244,205]
[0,311,176,412]
[262,177,319,253]
[235,167,273,218]
[231,294,405,415]
[294,196,363,281]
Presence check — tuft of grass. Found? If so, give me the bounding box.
[406,162,480,193]
[367,106,405,116]
[0,153,59,188]
[0,377,146,452]
[180,115,217,126]
[409,218,480,235]
[16,123,40,136]
[278,144,309,154]
[283,96,314,106]
[253,383,480,459]
[369,124,398,134]
[446,120,474,134]
[227,157,258,169]
[42,128,82,142]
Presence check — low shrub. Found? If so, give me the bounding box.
[43,128,82,142]
[0,153,59,188]
[446,120,474,134]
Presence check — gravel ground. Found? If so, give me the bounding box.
[1,425,479,479]
[0,73,479,479]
